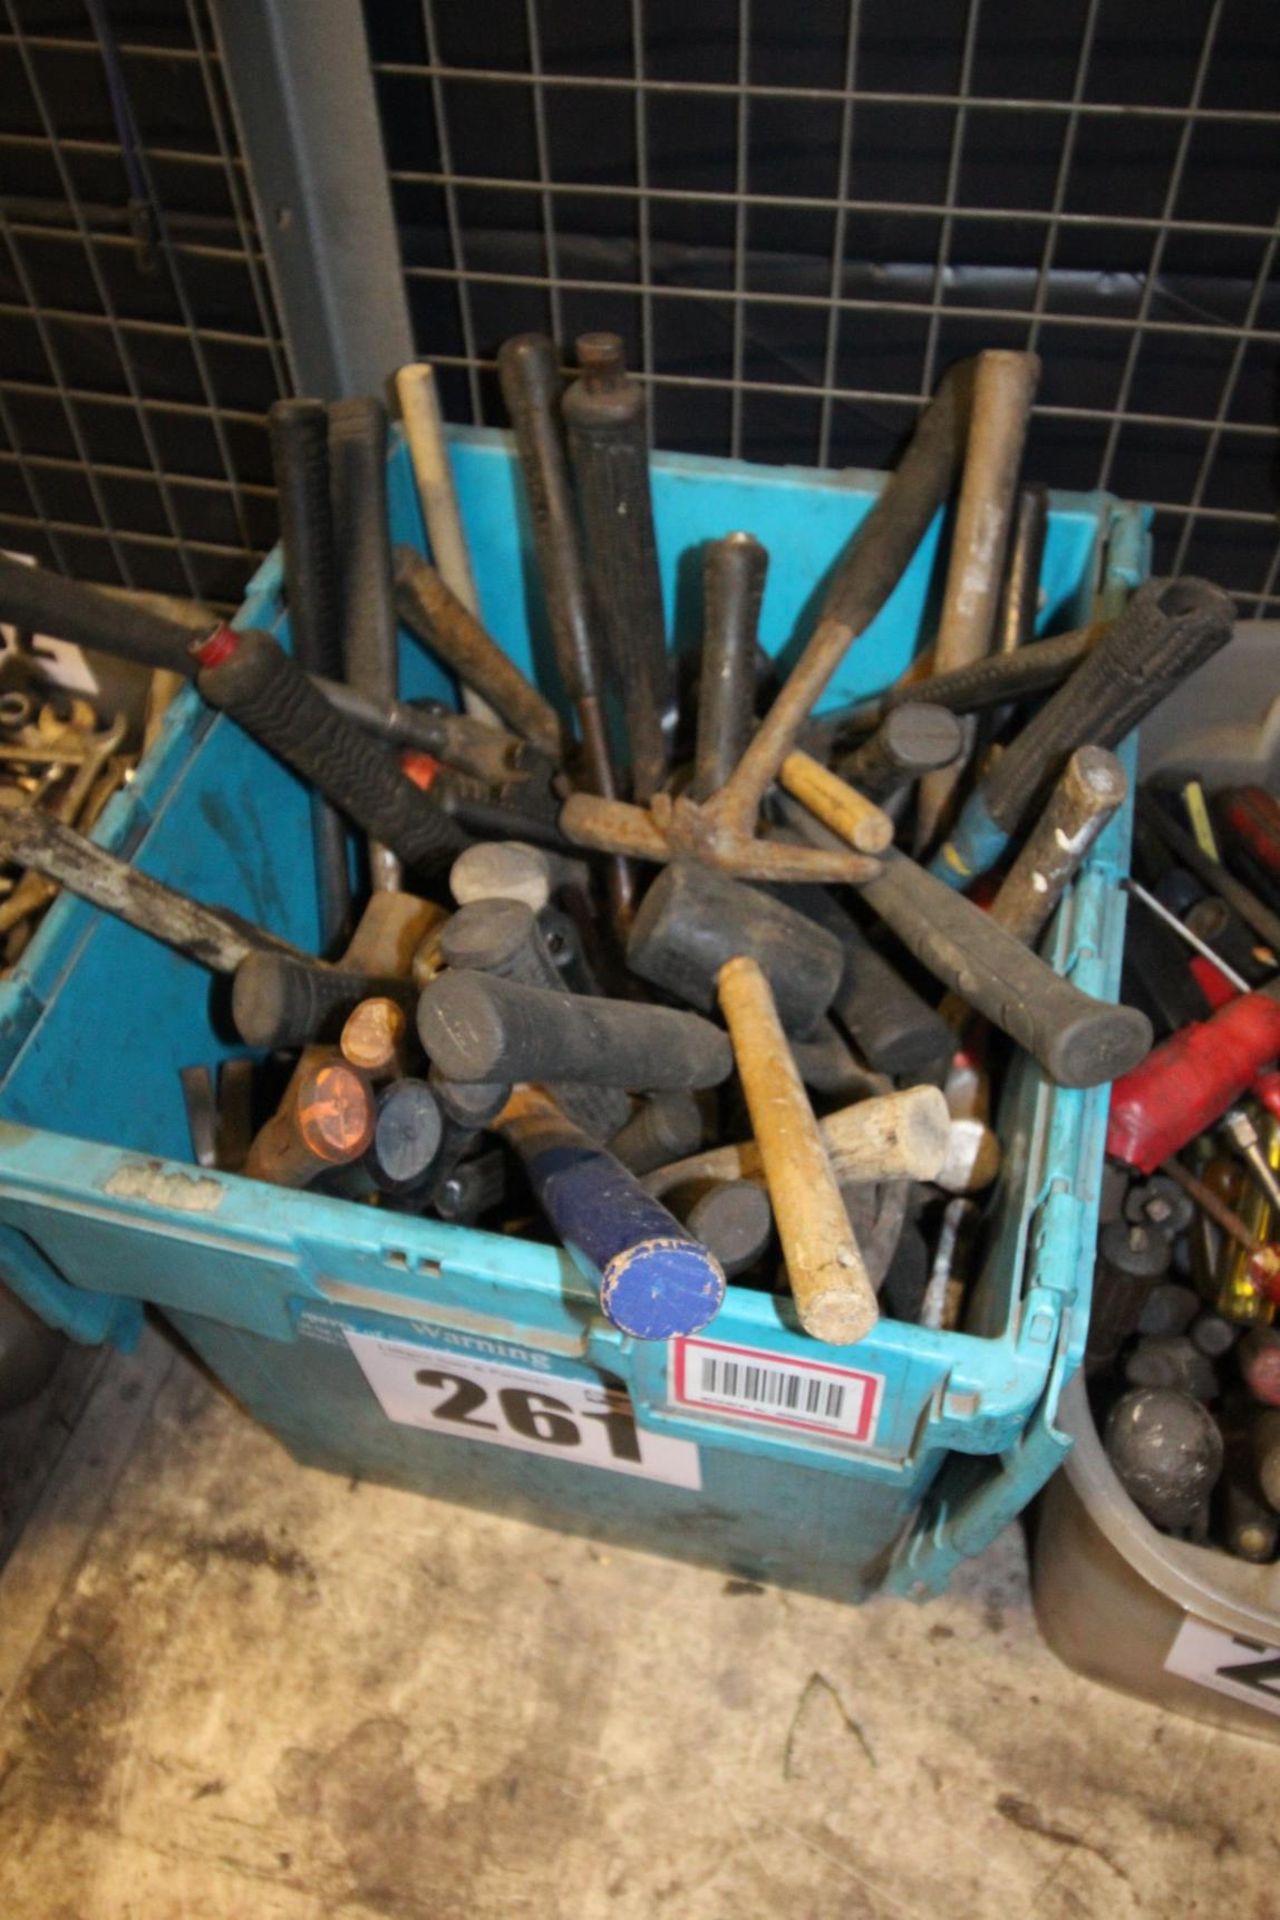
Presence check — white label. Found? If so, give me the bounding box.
[1164,1615,1280,1719]
[345,1330,701,1490]
[670,1336,883,1446]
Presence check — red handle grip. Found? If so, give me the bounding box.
[1106,992,1280,1173]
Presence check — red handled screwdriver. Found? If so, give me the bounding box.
[1107,881,1280,1173]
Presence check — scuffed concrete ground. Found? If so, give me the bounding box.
[0,1326,1273,1920]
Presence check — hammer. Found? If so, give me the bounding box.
[497,1084,726,1340]
[559,355,977,885]
[627,862,878,1342]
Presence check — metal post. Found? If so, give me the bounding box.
[209,0,413,399]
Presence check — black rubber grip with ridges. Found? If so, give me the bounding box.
[980,577,1235,836]
[232,950,419,1050]
[0,553,198,676]
[196,628,467,871]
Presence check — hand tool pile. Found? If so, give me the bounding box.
[0,338,1239,1349]
[1090,777,1280,1561]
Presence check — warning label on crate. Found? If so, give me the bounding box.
[1164,1616,1280,1719]
[346,1330,702,1489]
[669,1336,883,1446]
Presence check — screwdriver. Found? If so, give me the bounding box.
[1106,881,1280,1173]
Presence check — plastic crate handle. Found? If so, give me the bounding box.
[0,1223,142,1350]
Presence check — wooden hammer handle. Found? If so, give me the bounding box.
[780,750,894,853]
[716,955,878,1344]
[642,1084,951,1196]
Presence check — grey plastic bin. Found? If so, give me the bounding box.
[1034,1372,1280,1743]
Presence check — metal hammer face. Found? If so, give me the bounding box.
[626,860,843,1037]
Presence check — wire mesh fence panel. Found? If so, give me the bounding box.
[0,0,287,608]
[369,0,1280,612]
[1,3,1277,613]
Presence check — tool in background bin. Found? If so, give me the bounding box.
[1239,1326,1280,1407]
[1104,1386,1224,1532]
[1215,786,1280,908]
[1251,1408,1280,1511]
[392,547,562,760]
[563,333,672,802]
[1107,884,1280,1173]
[0,555,470,876]
[640,1085,953,1198]
[913,349,1040,850]
[783,760,1151,1086]
[1124,1335,1218,1401]
[1216,1113,1280,1325]
[627,860,877,1341]
[418,971,734,1091]
[560,356,976,883]
[496,334,634,923]
[497,1083,726,1340]
[340,997,410,1084]
[1139,791,1280,956]
[930,578,1236,889]
[268,398,351,951]
[437,900,628,1141]
[689,533,768,803]
[394,360,499,730]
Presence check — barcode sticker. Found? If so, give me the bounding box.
[670,1337,883,1446]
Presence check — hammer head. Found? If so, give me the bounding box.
[626,860,842,1036]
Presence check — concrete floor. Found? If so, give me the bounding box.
[0,1327,1273,1920]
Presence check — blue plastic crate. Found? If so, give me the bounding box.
[0,431,1148,1601]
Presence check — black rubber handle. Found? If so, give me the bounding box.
[778,884,956,1085]
[691,533,768,801]
[0,553,199,676]
[437,899,629,1140]
[232,950,419,1049]
[858,849,1153,1088]
[497,335,603,712]
[981,577,1235,835]
[268,399,344,679]
[328,397,398,707]
[563,334,670,801]
[418,970,734,1090]
[196,628,467,872]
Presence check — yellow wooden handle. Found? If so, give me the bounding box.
[715,954,878,1344]
[779,750,894,854]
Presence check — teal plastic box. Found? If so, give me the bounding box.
[0,432,1147,1602]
